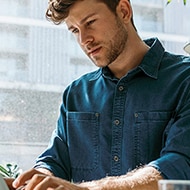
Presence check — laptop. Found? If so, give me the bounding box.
[0,175,9,190]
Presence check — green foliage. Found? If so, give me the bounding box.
[0,163,22,178]
[167,0,186,5]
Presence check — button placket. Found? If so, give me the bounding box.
[110,82,127,175]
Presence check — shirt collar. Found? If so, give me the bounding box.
[138,38,165,79]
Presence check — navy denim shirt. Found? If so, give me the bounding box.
[35,38,190,182]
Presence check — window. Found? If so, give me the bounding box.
[0,0,189,170]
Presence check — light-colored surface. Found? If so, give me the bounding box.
[184,42,190,54]
[158,180,190,190]
[0,175,9,190]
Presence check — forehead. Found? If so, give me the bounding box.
[65,0,108,26]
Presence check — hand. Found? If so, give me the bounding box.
[12,168,88,190]
[12,168,43,189]
[23,175,89,190]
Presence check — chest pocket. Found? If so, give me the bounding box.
[66,112,100,170]
[133,111,173,164]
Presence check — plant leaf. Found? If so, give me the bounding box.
[167,0,172,5]
[0,163,22,178]
[167,0,187,5]
[0,165,10,177]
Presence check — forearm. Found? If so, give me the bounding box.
[80,166,163,190]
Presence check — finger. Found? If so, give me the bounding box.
[32,176,61,190]
[12,168,42,188]
[54,185,65,190]
[30,176,69,190]
[23,174,48,190]
[54,181,88,190]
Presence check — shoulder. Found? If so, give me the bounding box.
[73,68,102,85]
[64,68,102,92]
[161,52,190,75]
[160,53,190,92]
[162,52,190,65]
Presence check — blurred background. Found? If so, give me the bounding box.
[0,0,190,171]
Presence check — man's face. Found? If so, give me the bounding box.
[65,0,128,68]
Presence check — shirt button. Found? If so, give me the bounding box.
[114,156,119,162]
[95,113,99,117]
[134,113,138,118]
[118,86,124,91]
[114,120,120,125]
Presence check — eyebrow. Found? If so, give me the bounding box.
[68,13,97,31]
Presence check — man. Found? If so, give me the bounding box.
[7,0,190,189]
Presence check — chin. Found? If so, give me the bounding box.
[94,62,107,68]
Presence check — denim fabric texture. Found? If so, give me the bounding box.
[35,38,190,182]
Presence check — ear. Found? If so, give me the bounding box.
[116,0,132,24]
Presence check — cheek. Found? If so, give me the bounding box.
[101,27,116,41]
[80,44,88,54]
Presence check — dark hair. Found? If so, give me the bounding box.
[46,0,136,30]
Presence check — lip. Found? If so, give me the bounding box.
[88,47,101,57]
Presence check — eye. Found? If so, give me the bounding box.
[86,19,96,26]
[71,28,79,34]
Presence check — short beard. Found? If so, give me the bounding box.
[106,16,128,65]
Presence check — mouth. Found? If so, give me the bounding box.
[88,47,102,57]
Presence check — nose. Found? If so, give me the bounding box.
[78,29,93,46]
